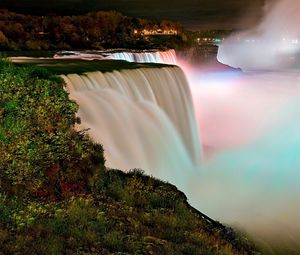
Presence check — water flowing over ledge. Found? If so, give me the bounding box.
[110,49,177,65]
[62,66,202,187]
[54,49,177,65]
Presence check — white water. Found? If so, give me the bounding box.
[62,67,201,189]
[110,49,177,65]
[54,49,177,65]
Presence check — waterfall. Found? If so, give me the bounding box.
[110,49,177,65]
[62,66,201,187]
[158,49,177,65]
[54,49,177,65]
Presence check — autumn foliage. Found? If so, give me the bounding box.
[0,9,186,50]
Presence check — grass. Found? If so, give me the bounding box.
[0,169,262,255]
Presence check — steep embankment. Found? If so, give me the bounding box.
[0,60,260,254]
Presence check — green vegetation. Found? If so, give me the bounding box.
[0,60,105,197]
[0,61,261,254]
[0,169,261,255]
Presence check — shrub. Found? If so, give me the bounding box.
[25,40,43,50]
[104,230,124,251]
[0,61,105,197]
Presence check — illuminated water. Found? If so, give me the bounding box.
[54,49,177,65]
[62,67,201,190]
[211,1,300,250]
[110,49,177,65]
[186,68,300,253]
[49,43,300,253]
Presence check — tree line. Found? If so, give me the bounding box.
[0,9,188,51]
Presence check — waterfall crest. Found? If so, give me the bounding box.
[111,49,177,65]
[62,66,201,185]
[54,49,177,65]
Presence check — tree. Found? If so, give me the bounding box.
[0,30,8,44]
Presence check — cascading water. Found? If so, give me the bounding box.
[110,49,177,65]
[54,49,177,65]
[62,66,201,189]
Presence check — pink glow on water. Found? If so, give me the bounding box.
[177,57,300,250]
[177,60,299,156]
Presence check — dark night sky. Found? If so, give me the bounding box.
[0,0,266,30]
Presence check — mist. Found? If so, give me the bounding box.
[183,0,300,252]
[217,0,300,71]
[184,69,300,253]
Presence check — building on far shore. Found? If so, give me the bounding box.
[141,29,178,36]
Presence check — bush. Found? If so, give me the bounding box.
[0,61,105,197]
[104,231,124,251]
[25,40,43,50]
